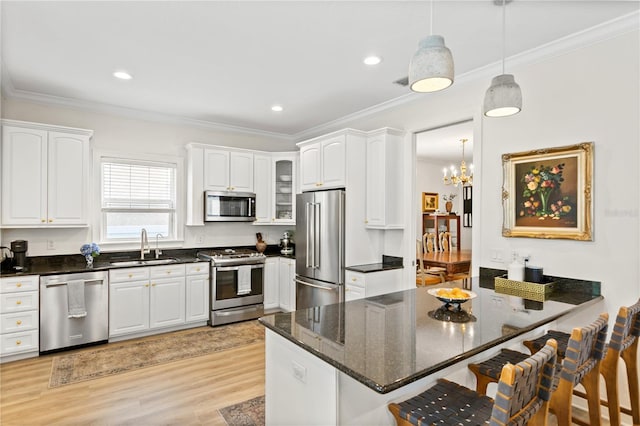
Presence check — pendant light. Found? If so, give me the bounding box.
[483,0,522,117]
[409,0,454,93]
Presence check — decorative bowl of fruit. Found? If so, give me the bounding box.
[427,287,477,305]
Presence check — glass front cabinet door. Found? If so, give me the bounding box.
[272,156,295,224]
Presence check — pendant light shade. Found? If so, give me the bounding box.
[483,74,522,117]
[409,35,454,93]
[483,0,521,117]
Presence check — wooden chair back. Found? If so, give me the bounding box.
[439,232,452,252]
[422,233,438,253]
[490,339,558,425]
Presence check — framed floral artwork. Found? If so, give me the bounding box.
[502,142,593,240]
[422,192,438,212]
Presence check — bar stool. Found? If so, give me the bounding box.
[468,313,609,426]
[388,339,558,426]
[525,300,640,426]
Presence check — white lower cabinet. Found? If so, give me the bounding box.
[264,257,280,310]
[279,257,296,312]
[185,263,209,323]
[109,264,186,338]
[0,275,40,362]
[263,256,295,312]
[344,269,403,301]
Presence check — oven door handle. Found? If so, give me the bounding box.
[214,264,263,272]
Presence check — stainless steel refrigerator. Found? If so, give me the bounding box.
[295,189,345,309]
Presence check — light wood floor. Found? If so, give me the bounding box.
[0,329,265,425]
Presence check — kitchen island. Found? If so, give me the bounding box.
[259,272,602,425]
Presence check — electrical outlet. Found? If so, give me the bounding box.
[47,240,55,250]
[196,234,205,244]
[292,361,307,383]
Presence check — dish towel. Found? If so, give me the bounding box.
[237,265,252,296]
[67,280,88,318]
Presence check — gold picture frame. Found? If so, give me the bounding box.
[502,142,593,240]
[422,192,439,212]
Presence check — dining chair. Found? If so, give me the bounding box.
[525,300,640,426]
[468,313,609,426]
[415,240,445,286]
[421,233,447,275]
[389,339,558,426]
[439,231,452,252]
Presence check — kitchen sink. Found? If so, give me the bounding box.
[110,258,179,267]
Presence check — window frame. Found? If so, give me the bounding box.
[93,150,184,249]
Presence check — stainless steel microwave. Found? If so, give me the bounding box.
[204,191,256,222]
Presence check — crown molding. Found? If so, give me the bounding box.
[2,10,638,142]
[292,9,640,141]
[1,81,294,142]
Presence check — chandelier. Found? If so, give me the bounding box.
[443,138,473,186]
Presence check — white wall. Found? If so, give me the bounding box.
[0,98,297,255]
[416,158,472,250]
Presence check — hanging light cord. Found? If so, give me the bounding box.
[430,0,434,36]
[501,0,506,75]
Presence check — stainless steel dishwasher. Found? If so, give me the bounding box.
[40,271,109,352]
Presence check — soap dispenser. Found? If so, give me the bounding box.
[507,253,524,281]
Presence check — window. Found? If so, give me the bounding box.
[101,157,177,241]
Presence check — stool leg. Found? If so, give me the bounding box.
[469,369,494,396]
[388,403,413,426]
[601,349,621,426]
[582,365,602,426]
[621,342,640,425]
[550,378,574,426]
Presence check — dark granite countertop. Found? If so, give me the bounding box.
[259,271,602,394]
[345,255,403,273]
[0,245,298,277]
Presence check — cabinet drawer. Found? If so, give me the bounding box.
[0,329,38,356]
[0,275,39,293]
[149,264,185,279]
[110,267,150,283]
[0,310,38,334]
[185,263,209,276]
[0,291,38,313]
[345,271,365,287]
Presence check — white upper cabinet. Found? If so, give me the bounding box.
[1,120,92,227]
[298,133,346,191]
[204,148,253,192]
[253,154,273,224]
[365,128,404,229]
[253,153,297,225]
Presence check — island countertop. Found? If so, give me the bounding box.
[259,272,601,394]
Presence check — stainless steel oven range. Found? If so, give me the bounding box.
[197,248,265,326]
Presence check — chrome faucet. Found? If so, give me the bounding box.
[140,228,150,260]
[155,234,163,259]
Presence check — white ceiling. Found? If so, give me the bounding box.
[2,1,638,157]
[416,120,473,162]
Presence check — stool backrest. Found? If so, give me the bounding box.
[609,298,640,353]
[490,339,558,425]
[559,313,609,387]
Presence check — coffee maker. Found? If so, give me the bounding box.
[9,240,28,271]
[279,231,294,255]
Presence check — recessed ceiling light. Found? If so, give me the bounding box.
[363,56,382,66]
[113,71,133,80]
[271,105,283,112]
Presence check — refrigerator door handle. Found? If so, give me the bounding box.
[305,202,312,268]
[314,202,321,269]
[294,278,336,291]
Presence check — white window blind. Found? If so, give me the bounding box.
[100,158,177,241]
[102,160,175,209]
